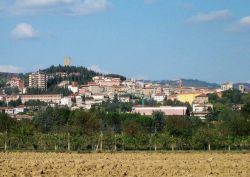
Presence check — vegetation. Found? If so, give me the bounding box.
[0,98,249,151]
[26,87,72,96]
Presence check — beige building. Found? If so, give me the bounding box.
[29,72,47,90]
[221,82,233,91]
[20,94,62,104]
[194,94,209,104]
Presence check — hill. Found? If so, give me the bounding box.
[145,79,220,88]
[0,65,126,88]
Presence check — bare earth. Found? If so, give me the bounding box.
[0,152,249,177]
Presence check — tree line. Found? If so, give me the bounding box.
[0,104,249,152]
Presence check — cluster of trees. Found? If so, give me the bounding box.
[43,65,126,86]
[0,103,249,151]
[26,87,72,96]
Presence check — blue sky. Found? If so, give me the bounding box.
[0,0,250,83]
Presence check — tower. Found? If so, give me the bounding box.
[64,56,71,67]
[239,85,245,93]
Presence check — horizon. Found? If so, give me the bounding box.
[1,63,249,85]
[1,0,250,83]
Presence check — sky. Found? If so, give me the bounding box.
[0,0,250,83]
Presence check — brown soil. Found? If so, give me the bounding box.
[0,152,249,177]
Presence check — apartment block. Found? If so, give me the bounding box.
[29,72,47,90]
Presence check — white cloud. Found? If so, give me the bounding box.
[0,65,23,73]
[187,10,232,23]
[227,16,250,32]
[239,16,250,26]
[88,64,109,74]
[11,23,39,40]
[15,0,74,8]
[3,0,111,16]
[70,0,111,16]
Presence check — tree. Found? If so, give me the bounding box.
[8,98,22,107]
[0,113,15,132]
[152,111,166,132]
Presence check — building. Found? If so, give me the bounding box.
[93,76,121,87]
[119,95,130,103]
[132,106,188,116]
[14,106,28,115]
[75,96,83,106]
[192,103,213,120]
[152,93,166,102]
[20,94,62,104]
[177,93,200,104]
[5,95,20,103]
[60,97,72,107]
[239,85,245,93]
[29,72,47,90]
[92,94,105,101]
[7,77,24,89]
[221,82,233,91]
[68,85,79,94]
[194,94,209,104]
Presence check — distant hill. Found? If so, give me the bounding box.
[0,65,126,88]
[145,79,220,88]
[234,83,250,90]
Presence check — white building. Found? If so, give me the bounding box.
[119,96,130,103]
[76,96,83,106]
[221,82,233,91]
[14,106,27,115]
[92,94,105,101]
[68,85,79,93]
[192,103,213,120]
[60,97,72,107]
[152,93,166,102]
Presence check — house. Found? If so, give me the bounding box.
[119,96,130,103]
[68,83,79,93]
[93,76,121,87]
[7,77,24,89]
[0,94,5,101]
[92,94,105,101]
[60,97,72,107]
[87,82,104,94]
[14,106,28,114]
[75,96,83,106]
[132,106,188,116]
[152,93,166,102]
[192,103,213,120]
[194,94,209,104]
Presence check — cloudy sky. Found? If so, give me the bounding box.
[0,0,250,83]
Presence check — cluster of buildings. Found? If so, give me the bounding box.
[0,67,248,120]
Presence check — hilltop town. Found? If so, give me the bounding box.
[0,59,248,121]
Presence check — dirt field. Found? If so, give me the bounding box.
[0,152,249,177]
